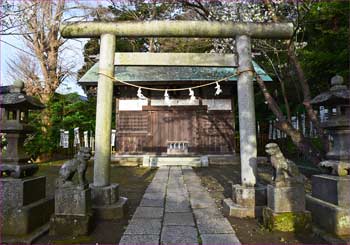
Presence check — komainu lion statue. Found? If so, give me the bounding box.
[265,143,304,187]
[56,147,91,188]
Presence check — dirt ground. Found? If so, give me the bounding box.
[33,163,156,244]
[194,165,327,245]
[32,162,326,244]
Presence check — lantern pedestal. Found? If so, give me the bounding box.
[0,176,54,244]
[306,175,350,237]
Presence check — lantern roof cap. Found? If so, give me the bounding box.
[311,75,349,106]
[0,83,44,110]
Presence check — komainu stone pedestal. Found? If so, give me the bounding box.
[306,175,350,238]
[263,184,311,232]
[0,176,54,244]
[50,187,93,236]
[223,184,267,218]
[90,183,128,220]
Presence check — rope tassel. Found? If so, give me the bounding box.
[164,89,171,107]
[189,88,196,103]
[137,87,147,100]
[215,82,222,95]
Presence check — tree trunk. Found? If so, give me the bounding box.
[288,44,329,152]
[256,75,322,164]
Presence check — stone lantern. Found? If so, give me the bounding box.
[0,81,54,244]
[306,75,350,241]
[0,80,44,177]
[311,75,350,165]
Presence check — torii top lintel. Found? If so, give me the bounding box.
[60,21,293,39]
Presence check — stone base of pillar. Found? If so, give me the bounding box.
[223,184,266,218]
[0,176,54,244]
[306,175,350,237]
[90,184,128,220]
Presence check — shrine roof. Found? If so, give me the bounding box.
[79,61,272,85]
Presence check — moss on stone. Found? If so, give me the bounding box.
[263,207,312,233]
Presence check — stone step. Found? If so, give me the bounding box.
[152,157,202,167]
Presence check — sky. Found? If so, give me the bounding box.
[0,0,110,96]
[0,34,88,96]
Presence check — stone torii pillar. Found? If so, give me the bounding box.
[236,34,257,186]
[60,21,293,218]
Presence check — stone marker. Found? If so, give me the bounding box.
[262,143,311,232]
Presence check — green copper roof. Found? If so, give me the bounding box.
[79,61,272,85]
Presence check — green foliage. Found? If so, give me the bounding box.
[25,93,96,158]
[299,2,349,96]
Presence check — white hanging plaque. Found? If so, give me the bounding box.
[111,129,116,146]
[63,131,69,149]
[84,131,89,148]
[73,127,80,147]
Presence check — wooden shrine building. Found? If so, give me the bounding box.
[79,52,272,159]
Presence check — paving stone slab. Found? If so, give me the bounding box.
[140,194,165,207]
[187,186,204,194]
[161,225,199,245]
[124,218,162,235]
[197,217,235,234]
[142,192,165,199]
[167,187,187,194]
[183,173,200,179]
[119,234,160,245]
[189,195,216,209]
[153,173,169,178]
[165,202,192,213]
[168,181,185,187]
[168,175,182,180]
[184,179,202,186]
[169,170,182,178]
[167,181,185,187]
[193,208,223,219]
[145,183,167,193]
[133,207,164,219]
[152,178,168,184]
[164,212,195,226]
[166,195,190,204]
[201,234,241,245]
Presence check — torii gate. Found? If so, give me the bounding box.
[61,21,293,218]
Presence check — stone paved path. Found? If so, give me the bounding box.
[119,166,241,245]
